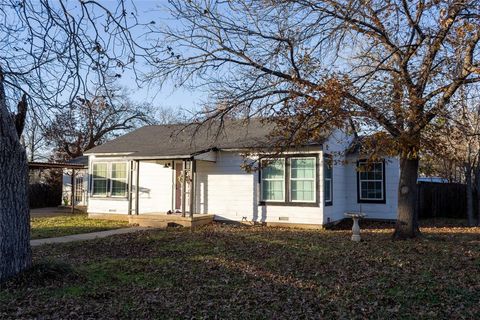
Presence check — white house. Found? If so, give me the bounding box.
[61,156,89,208]
[82,119,399,227]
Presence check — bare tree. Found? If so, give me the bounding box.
[0,0,148,282]
[25,125,47,162]
[420,155,463,184]
[424,85,480,225]
[45,86,153,161]
[22,114,49,162]
[148,0,480,238]
[154,105,192,125]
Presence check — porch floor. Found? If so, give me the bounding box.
[88,213,215,228]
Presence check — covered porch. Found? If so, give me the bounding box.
[89,151,217,228]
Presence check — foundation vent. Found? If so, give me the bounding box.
[278,216,289,221]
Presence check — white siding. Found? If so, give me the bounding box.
[322,129,354,222]
[86,138,399,224]
[322,157,349,223]
[321,129,399,222]
[195,152,256,219]
[88,198,129,214]
[344,156,399,220]
[87,157,174,215]
[87,156,130,214]
[137,161,174,214]
[196,151,324,225]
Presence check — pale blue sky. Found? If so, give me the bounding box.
[114,1,207,113]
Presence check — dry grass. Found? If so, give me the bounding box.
[2,222,479,319]
[30,213,130,239]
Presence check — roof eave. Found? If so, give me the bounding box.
[220,143,323,152]
[86,153,194,160]
[83,151,134,156]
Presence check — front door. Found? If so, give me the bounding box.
[175,162,183,211]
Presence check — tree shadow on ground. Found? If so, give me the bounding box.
[2,224,479,319]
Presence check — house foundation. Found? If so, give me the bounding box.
[88,213,215,228]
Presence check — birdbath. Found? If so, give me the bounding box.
[344,212,367,242]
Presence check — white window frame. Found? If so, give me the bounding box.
[91,161,129,198]
[92,162,108,197]
[110,162,128,198]
[358,161,384,201]
[290,157,316,203]
[323,155,333,205]
[260,158,286,202]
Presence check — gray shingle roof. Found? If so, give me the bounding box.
[85,118,327,158]
[68,156,89,166]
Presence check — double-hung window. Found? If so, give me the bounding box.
[111,163,128,197]
[261,159,285,201]
[91,162,128,197]
[357,161,385,203]
[323,155,333,205]
[260,156,317,204]
[92,163,108,196]
[290,157,316,202]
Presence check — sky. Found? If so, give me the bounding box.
[0,0,208,160]
[0,0,208,113]
[114,1,207,114]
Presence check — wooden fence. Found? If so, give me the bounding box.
[417,182,470,219]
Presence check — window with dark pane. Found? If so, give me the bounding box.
[323,154,333,205]
[357,161,384,202]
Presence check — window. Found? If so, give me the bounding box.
[261,159,285,201]
[92,163,108,196]
[357,161,385,203]
[260,155,318,205]
[111,163,128,197]
[323,155,333,205]
[290,157,316,202]
[91,162,128,197]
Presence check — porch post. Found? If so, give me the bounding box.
[71,168,75,214]
[135,160,140,215]
[128,161,133,215]
[189,159,196,218]
[182,159,187,217]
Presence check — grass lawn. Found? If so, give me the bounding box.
[2,222,479,319]
[30,213,130,239]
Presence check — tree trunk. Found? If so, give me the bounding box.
[475,163,480,226]
[393,156,420,239]
[0,70,31,283]
[465,163,474,226]
[14,93,27,138]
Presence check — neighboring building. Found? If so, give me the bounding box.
[82,119,399,227]
[62,156,89,207]
[417,177,449,183]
